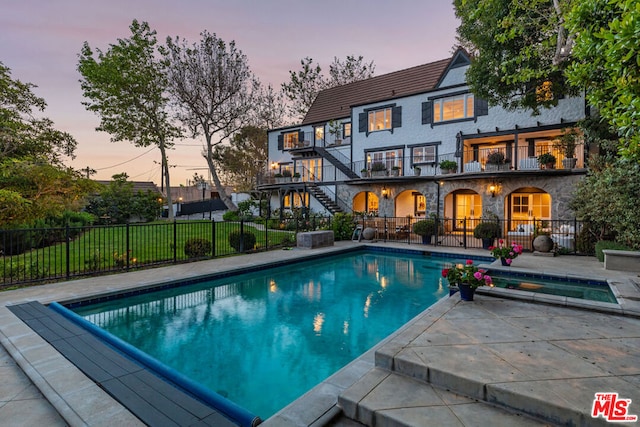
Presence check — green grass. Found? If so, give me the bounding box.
[1,220,295,287]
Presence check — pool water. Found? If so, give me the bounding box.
[490,274,616,303]
[73,251,449,418]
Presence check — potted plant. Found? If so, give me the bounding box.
[282,169,293,182]
[489,239,524,266]
[328,119,342,145]
[553,129,579,169]
[441,259,493,301]
[485,150,507,171]
[293,172,301,182]
[274,173,283,183]
[439,160,457,174]
[537,152,556,169]
[414,166,421,176]
[370,161,387,177]
[412,216,442,244]
[361,168,369,178]
[391,165,401,176]
[473,221,501,249]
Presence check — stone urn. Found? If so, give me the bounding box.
[533,235,554,252]
[361,227,376,240]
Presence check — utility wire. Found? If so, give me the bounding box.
[95,147,156,171]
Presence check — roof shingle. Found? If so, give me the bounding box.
[301,55,454,125]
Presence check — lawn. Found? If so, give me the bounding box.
[1,220,295,287]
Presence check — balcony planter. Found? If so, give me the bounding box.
[439,160,457,174]
[293,173,301,182]
[562,158,577,169]
[414,167,421,176]
[485,150,507,171]
[391,166,401,177]
[371,162,387,177]
[537,153,556,169]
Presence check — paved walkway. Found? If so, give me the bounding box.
[1,242,639,426]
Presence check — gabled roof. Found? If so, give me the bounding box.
[302,50,465,125]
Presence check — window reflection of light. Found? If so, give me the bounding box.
[363,294,372,317]
[380,276,387,289]
[343,321,349,335]
[313,312,325,334]
[269,279,277,293]
[438,278,443,292]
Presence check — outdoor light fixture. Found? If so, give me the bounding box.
[488,182,500,198]
[382,186,389,199]
[271,162,278,170]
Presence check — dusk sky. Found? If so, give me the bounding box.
[1,0,460,187]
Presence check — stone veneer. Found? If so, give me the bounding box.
[337,172,586,220]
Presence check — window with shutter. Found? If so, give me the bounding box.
[422,102,432,125]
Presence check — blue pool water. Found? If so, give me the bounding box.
[71,249,615,419]
[73,251,450,418]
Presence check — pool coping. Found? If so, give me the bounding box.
[1,241,639,426]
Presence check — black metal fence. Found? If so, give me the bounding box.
[1,216,586,288]
[354,216,584,254]
[0,219,302,288]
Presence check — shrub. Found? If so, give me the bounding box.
[184,238,212,258]
[439,160,457,170]
[473,222,501,239]
[223,210,240,221]
[228,231,256,252]
[413,218,441,236]
[331,213,355,240]
[595,240,632,262]
[486,151,505,164]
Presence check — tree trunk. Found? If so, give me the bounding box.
[204,137,237,211]
[159,142,174,220]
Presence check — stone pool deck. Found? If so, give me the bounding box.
[1,242,639,426]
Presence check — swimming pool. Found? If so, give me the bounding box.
[72,250,451,419]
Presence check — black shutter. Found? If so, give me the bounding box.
[298,130,305,143]
[421,102,432,124]
[277,134,284,150]
[475,97,489,117]
[358,112,367,133]
[392,106,402,128]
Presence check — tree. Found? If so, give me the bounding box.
[78,20,181,219]
[565,0,640,161]
[281,55,375,121]
[453,0,577,113]
[0,62,77,164]
[215,125,267,192]
[84,173,161,223]
[570,158,640,249]
[162,31,257,210]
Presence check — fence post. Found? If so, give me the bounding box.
[65,224,70,280]
[463,217,467,249]
[173,220,177,263]
[211,219,216,258]
[126,223,130,271]
[240,219,245,253]
[264,218,268,251]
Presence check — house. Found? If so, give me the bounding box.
[262,49,589,247]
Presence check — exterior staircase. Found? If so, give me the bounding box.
[306,183,343,214]
[313,146,360,179]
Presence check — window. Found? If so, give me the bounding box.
[509,192,551,229]
[367,148,403,170]
[281,131,300,150]
[314,126,324,143]
[343,122,351,138]
[368,108,392,132]
[295,158,322,181]
[454,193,482,231]
[412,146,436,164]
[433,93,474,123]
[284,192,309,209]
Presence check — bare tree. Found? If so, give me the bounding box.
[162,31,257,210]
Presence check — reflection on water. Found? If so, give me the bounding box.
[74,252,447,418]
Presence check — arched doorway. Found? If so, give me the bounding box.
[395,190,426,218]
[353,191,380,215]
[444,189,482,232]
[506,187,551,230]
